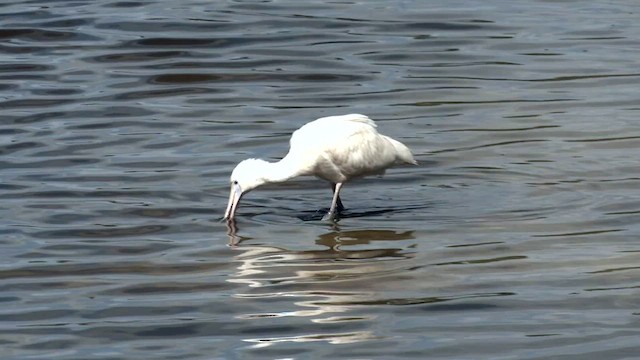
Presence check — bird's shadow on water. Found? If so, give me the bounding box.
[296,203,431,222]
[224,202,431,245]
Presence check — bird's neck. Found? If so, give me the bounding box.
[262,155,307,183]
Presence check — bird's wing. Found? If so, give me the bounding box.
[298,114,376,133]
[290,114,375,150]
[323,122,399,179]
[320,113,377,128]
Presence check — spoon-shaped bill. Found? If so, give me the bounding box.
[223,184,242,220]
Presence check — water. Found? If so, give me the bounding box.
[2,0,640,359]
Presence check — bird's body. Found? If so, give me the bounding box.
[224,114,417,221]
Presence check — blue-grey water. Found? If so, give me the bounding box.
[2,1,640,359]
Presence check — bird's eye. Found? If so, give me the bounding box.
[232,180,238,185]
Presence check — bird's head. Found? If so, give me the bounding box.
[223,158,270,220]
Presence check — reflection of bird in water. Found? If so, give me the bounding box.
[226,228,417,348]
[228,229,416,293]
[227,229,416,279]
[224,114,417,222]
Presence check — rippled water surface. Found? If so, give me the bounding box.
[2,0,640,359]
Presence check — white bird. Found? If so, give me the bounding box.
[223,114,417,221]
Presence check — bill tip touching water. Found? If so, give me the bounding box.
[223,114,417,222]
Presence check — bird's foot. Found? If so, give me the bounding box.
[322,211,338,222]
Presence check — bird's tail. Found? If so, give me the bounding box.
[383,136,418,165]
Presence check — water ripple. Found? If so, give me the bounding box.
[2,0,640,359]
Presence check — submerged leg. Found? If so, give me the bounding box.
[323,182,344,221]
[332,183,345,212]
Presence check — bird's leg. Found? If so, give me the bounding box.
[331,183,345,212]
[323,182,344,221]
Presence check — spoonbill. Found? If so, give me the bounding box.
[223,114,417,221]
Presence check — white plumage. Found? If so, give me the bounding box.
[224,114,417,221]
